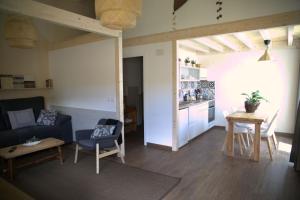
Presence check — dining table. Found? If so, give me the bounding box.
[225,108,277,162]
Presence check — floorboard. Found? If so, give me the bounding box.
[121,127,300,200]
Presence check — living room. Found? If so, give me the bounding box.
[1,0,300,200]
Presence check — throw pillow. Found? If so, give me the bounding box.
[7,108,36,129]
[36,110,57,126]
[90,125,116,139]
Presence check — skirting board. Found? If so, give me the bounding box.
[147,142,172,151]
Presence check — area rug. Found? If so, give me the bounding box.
[11,149,180,200]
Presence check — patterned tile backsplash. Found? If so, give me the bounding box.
[179,80,215,101]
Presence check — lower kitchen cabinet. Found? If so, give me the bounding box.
[178,102,209,148]
[178,108,189,147]
[189,103,208,140]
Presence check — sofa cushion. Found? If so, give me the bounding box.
[14,125,61,144]
[0,114,7,131]
[36,110,57,126]
[0,96,44,129]
[8,108,36,129]
[0,130,20,148]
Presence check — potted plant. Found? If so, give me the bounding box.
[241,90,268,113]
[184,57,190,66]
[191,60,196,67]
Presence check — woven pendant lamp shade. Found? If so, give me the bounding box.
[95,0,142,30]
[4,16,38,49]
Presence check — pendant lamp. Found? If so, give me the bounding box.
[258,40,271,61]
[4,15,38,49]
[95,0,142,30]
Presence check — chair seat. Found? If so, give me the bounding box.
[78,139,95,150]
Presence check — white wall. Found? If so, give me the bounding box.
[49,39,116,112]
[200,48,300,134]
[124,0,300,38]
[123,42,173,147]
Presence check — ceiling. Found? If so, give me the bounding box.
[178,25,300,55]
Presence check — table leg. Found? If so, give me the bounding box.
[253,123,261,162]
[57,146,64,164]
[8,159,13,180]
[226,120,234,157]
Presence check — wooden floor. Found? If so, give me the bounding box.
[122,127,300,200]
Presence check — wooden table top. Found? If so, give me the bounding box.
[226,111,268,123]
[0,138,64,159]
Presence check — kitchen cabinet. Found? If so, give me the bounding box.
[188,102,209,140]
[179,65,207,81]
[178,108,189,147]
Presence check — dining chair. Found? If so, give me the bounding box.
[222,111,251,155]
[74,119,125,174]
[249,112,278,160]
[231,107,254,146]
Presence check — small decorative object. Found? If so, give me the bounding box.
[4,15,38,49]
[0,74,13,89]
[184,57,190,66]
[191,60,196,67]
[46,79,53,88]
[95,0,142,30]
[241,90,268,113]
[196,63,201,68]
[216,0,223,20]
[23,136,41,146]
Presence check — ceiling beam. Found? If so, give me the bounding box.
[259,29,271,40]
[214,35,240,51]
[288,26,294,46]
[194,38,224,52]
[0,0,121,37]
[179,40,210,53]
[233,32,255,49]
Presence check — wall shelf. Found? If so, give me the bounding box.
[0,87,52,91]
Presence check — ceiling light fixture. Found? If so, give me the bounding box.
[258,39,271,61]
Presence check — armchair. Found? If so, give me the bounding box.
[74,119,124,174]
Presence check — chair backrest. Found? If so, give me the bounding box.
[223,111,229,131]
[261,112,278,137]
[97,118,123,143]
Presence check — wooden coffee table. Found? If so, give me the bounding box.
[0,138,64,180]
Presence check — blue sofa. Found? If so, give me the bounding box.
[0,96,73,148]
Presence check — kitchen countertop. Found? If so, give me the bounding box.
[179,100,210,109]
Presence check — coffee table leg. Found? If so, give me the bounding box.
[57,146,63,164]
[8,159,13,180]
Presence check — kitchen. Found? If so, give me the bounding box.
[177,40,216,148]
[175,25,300,150]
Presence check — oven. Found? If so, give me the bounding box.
[208,100,215,123]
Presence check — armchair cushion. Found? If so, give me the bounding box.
[90,125,115,139]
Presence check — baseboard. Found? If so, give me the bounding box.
[146,143,172,151]
[275,132,294,138]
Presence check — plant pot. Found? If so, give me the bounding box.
[244,101,260,113]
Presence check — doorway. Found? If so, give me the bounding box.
[123,56,144,146]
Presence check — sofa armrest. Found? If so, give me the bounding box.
[75,129,93,141]
[55,114,71,126]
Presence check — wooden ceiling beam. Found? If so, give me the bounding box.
[288,26,294,46]
[233,32,255,49]
[194,38,224,52]
[0,0,121,37]
[179,40,210,53]
[214,35,240,51]
[259,29,271,40]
